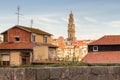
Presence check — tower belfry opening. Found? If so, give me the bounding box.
[67,11,76,42]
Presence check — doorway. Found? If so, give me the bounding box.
[21,52,30,65]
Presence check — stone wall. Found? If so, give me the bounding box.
[0,66,120,80]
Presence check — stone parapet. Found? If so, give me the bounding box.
[0,66,120,80]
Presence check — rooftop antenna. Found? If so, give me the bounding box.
[31,19,33,28]
[16,6,22,25]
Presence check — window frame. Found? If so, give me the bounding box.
[93,46,98,52]
[14,36,20,42]
[31,33,36,42]
[43,35,47,44]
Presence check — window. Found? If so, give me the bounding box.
[31,34,35,42]
[43,35,47,43]
[2,54,10,66]
[14,36,20,42]
[93,46,98,51]
[31,33,36,42]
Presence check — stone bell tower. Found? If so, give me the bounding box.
[67,11,76,42]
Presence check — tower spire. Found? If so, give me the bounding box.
[67,11,76,42]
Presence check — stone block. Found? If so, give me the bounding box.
[13,68,25,80]
[50,67,69,80]
[90,66,108,75]
[36,68,50,80]
[25,68,36,80]
[0,68,14,80]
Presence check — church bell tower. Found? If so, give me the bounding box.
[67,11,76,42]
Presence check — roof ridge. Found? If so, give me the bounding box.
[20,25,52,35]
[104,35,120,37]
[1,25,52,36]
[89,35,120,45]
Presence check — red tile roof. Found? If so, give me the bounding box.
[58,43,65,49]
[72,40,87,46]
[0,42,57,50]
[82,51,120,63]
[0,42,36,50]
[89,35,120,45]
[41,43,58,48]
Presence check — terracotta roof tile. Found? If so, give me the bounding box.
[82,51,120,63]
[58,43,65,49]
[89,35,120,45]
[0,42,58,50]
[0,42,40,50]
[72,40,87,46]
[41,43,58,48]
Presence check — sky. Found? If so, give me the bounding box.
[0,0,120,40]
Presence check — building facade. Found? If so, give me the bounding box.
[82,35,120,63]
[0,25,57,66]
[52,37,88,61]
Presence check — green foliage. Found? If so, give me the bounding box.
[7,62,120,68]
[0,61,3,67]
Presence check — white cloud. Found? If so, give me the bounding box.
[77,34,103,40]
[38,17,60,24]
[106,21,120,27]
[20,14,63,26]
[84,17,97,23]
[18,14,68,37]
[22,14,63,23]
[61,17,68,22]
[0,15,16,20]
[0,23,15,33]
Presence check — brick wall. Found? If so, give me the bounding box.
[8,27,31,42]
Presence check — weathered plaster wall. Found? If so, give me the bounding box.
[10,51,21,66]
[33,46,48,61]
[35,34,52,43]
